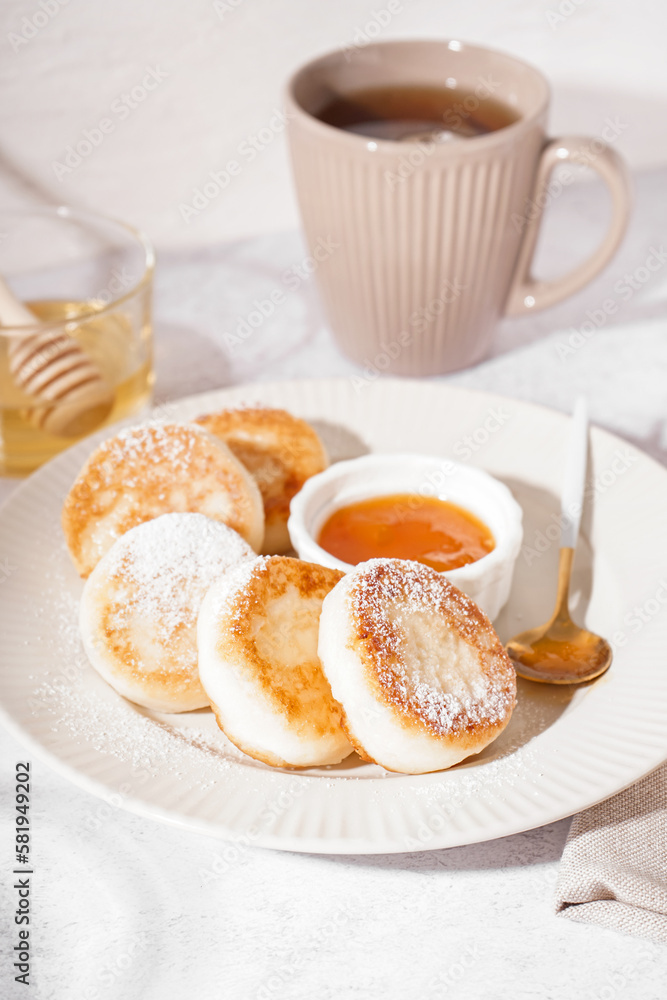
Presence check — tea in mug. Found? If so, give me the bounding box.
[317,84,519,141]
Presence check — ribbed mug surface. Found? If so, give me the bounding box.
[286,40,549,376]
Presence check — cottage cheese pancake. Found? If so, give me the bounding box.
[195,407,328,554]
[318,558,516,773]
[62,421,264,577]
[197,555,352,768]
[80,513,254,712]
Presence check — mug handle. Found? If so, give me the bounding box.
[504,136,632,316]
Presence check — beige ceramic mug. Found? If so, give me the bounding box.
[285,40,632,376]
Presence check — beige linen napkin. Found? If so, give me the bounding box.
[555,762,667,942]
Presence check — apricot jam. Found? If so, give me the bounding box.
[317,493,495,572]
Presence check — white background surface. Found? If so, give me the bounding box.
[1,0,667,247]
[1,1,667,998]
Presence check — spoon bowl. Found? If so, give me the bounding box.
[506,549,613,683]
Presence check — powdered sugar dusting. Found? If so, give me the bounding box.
[93,421,221,487]
[34,678,252,789]
[20,535,536,822]
[348,558,516,737]
[95,512,254,654]
[28,544,261,790]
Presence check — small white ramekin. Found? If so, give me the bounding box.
[288,453,523,621]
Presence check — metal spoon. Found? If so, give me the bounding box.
[505,397,613,685]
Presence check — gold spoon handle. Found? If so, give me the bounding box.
[553,546,575,622]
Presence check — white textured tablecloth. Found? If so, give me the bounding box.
[2,165,667,998]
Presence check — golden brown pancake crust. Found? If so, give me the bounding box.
[346,560,516,747]
[196,407,328,547]
[217,556,345,740]
[62,422,262,577]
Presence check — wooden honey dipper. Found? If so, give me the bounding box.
[0,276,113,437]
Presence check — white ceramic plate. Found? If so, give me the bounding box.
[1,378,666,854]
